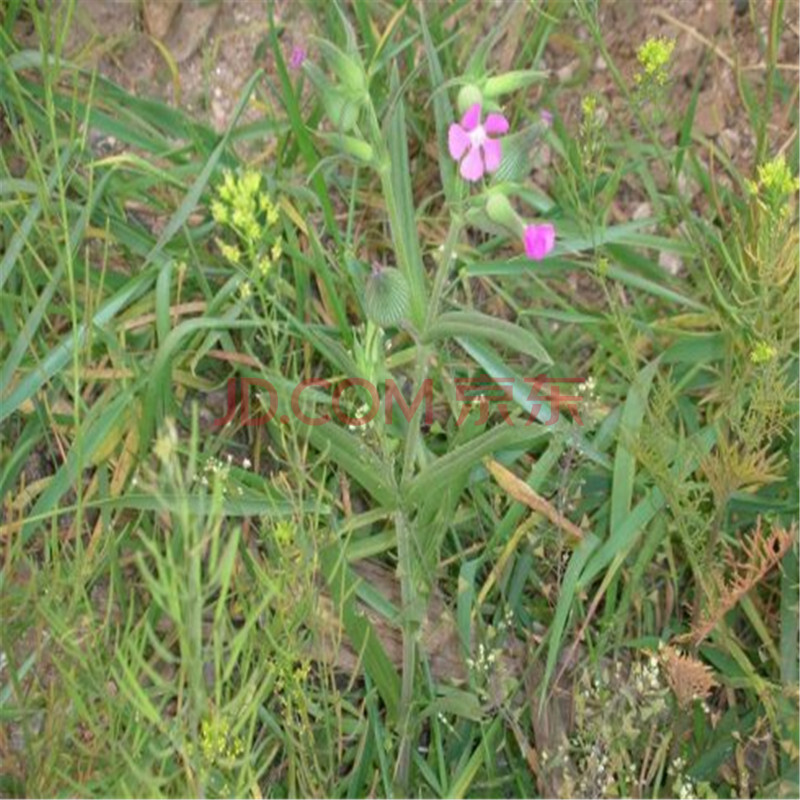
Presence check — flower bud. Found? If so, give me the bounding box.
[313,38,367,98]
[319,132,374,164]
[484,69,547,100]
[485,192,524,236]
[457,84,483,116]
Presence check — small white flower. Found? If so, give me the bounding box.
[242,457,252,469]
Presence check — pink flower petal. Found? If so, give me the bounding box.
[460,146,484,181]
[484,113,509,135]
[542,224,556,252]
[524,224,556,260]
[448,123,470,160]
[482,138,502,173]
[289,45,306,70]
[460,103,482,132]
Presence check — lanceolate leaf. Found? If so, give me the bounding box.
[428,310,552,365]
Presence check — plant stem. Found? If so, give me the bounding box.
[425,213,463,334]
[400,214,462,482]
[393,509,417,792]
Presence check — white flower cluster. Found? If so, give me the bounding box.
[466,642,499,675]
[347,402,376,432]
[630,654,662,693]
[670,757,699,799]
[578,375,597,397]
[195,453,248,496]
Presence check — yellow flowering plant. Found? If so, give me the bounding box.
[633,36,676,125]
[635,36,676,87]
[211,168,284,294]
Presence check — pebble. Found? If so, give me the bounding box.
[556,59,579,82]
[658,251,683,276]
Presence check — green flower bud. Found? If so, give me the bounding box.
[457,83,483,116]
[319,132,374,164]
[313,38,367,98]
[485,192,524,236]
[484,69,547,99]
[304,61,362,131]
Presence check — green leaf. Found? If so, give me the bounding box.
[419,7,456,201]
[579,425,718,589]
[19,388,134,543]
[540,532,601,701]
[0,145,73,292]
[384,64,428,329]
[406,421,548,504]
[609,359,659,535]
[319,544,401,720]
[454,336,611,470]
[428,310,552,365]
[0,269,155,425]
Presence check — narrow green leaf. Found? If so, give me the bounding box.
[0,145,73,292]
[428,310,552,365]
[319,544,401,720]
[609,359,659,535]
[384,64,428,328]
[406,421,548,504]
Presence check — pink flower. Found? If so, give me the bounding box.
[540,109,553,127]
[524,223,556,260]
[289,45,306,70]
[448,103,509,182]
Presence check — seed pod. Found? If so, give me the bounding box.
[364,265,410,328]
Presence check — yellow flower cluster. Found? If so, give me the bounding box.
[211,169,283,281]
[750,341,777,364]
[746,154,799,198]
[274,657,312,711]
[636,36,676,86]
[199,716,244,765]
[273,519,295,548]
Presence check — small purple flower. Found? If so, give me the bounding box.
[540,109,553,127]
[524,223,556,261]
[448,103,509,182]
[289,45,306,70]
